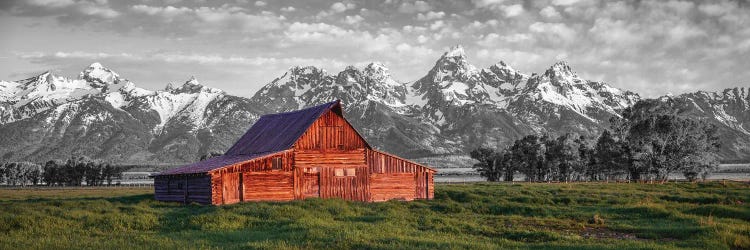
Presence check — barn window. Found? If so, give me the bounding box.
[271,157,283,170]
[338,128,345,150]
[345,168,356,176]
[335,168,355,177]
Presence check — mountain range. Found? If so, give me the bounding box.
[0,46,747,167]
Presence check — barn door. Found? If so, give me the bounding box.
[222,172,241,204]
[303,168,320,198]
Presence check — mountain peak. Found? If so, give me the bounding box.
[170,76,205,94]
[289,65,324,74]
[164,82,176,91]
[550,61,573,72]
[365,62,388,71]
[492,60,518,72]
[363,62,400,86]
[364,62,391,76]
[79,62,121,85]
[185,76,200,86]
[544,61,577,79]
[443,45,466,58]
[88,62,105,69]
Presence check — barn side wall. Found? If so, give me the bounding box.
[243,171,295,201]
[209,151,295,205]
[154,175,212,204]
[366,149,435,201]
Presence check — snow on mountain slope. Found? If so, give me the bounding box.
[511,61,639,124]
[0,63,259,164]
[0,46,748,163]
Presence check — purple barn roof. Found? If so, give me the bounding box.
[156,100,361,176]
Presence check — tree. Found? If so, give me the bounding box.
[469,147,503,182]
[575,135,593,182]
[510,135,547,182]
[615,99,721,182]
[548,134,584,182]
[43,160,59,186]
[592,130,629,181]
[0,163,6,185]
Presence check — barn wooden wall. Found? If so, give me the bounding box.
[209,150,295,205]
[243,171,294,201]
[370,173,416,201]
[366,149,435,201]
[154,175,212,204]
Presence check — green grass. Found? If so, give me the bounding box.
[1,182,748,249]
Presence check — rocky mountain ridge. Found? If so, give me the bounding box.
[0,46,747,165]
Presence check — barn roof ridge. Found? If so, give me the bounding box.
[260,100,339,118]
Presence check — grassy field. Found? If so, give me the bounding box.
[0,182,748,249]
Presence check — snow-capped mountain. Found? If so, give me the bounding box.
[0,47,748,165]
[0,63,264,164]
[654,87,750,159]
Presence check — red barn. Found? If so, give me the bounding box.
[153,100,435,205]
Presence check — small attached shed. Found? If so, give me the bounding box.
[153,100,436,205]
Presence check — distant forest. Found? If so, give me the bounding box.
[471,100,721,182]
[0,156,127,186]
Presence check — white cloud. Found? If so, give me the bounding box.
[501,4,524,17]
[131,5,283,34]
[344,15,364,25]
[281,22,397,55]
[331,2,356,13]
[551,0,581,6]
[27,0,75,8]
[588,18,644,46]
[76,2,120,18]
[529,22,577,43]
[280,6,295,12]
[254,1,266,7]
[698,2,732,16]
[403,25,428,33]
[131,5,191,19]
[471,0,505,8]
[429,20,445,30]
[18,50,350,68]
[416,11,445,21]
[398,1,431,13]
[539,6,561,19]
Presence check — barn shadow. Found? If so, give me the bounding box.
[155,202,310,247]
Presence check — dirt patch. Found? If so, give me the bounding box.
[580,227,639,240]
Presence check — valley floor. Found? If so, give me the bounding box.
[0,182,748,249]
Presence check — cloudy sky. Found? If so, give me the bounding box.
[1,0,748,97]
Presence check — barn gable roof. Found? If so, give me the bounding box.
[156,100,371,176]
[224,100,340,156]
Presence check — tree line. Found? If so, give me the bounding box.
[0,156,126,186]
[471,100,721,182]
